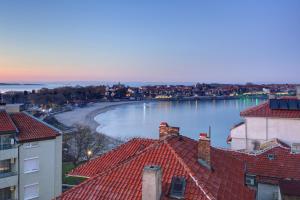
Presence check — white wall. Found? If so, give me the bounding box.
[230,117,300,150]
[19,137,62,200]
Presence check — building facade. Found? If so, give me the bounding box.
[0,104,62,200]
[229,98,300,151]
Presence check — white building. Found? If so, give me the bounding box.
[229,97,300,151]
[0,104,62,200]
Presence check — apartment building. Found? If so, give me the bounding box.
[0,104,62,200]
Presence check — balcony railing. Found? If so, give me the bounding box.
[0,144,16,151]
[0,171,17,179]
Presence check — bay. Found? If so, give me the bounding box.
[95,99,265,147]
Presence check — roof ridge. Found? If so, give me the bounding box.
[22,111,62,134]
[164,140,214,200]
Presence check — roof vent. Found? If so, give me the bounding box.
[291,143,300,154]
[245,174,256,187]
[170,177,186,199]
[267,154,275,160]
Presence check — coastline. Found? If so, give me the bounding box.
[54,101,144,133]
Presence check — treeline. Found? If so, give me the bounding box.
[1,85,106,107]
[29,86,106,106]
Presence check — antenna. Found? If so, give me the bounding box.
[208,126,211,138]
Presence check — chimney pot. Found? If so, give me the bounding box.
[142,165,162,200]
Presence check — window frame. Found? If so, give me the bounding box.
[23,157,39,174]
[24,183,39,200]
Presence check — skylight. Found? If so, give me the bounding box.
[170,177,186,199]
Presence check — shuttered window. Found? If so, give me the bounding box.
[24,157,39,173]
[24,183,39,200]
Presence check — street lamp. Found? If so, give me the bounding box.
[87,150,92,159]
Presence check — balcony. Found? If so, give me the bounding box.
[0,143,15,151]
[0,171,17,179]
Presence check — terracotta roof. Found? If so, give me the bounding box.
[279,180,300,196]
[60,136,255,200]
[0,111,17,133]
[225,145,300,184]
[69,138,157,177]
[10,112,59,142]
[240,101,300,118]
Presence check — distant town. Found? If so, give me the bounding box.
[0,83,297,112]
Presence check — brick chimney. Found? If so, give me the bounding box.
[142,165,162,200]
[159,122,180,139]
[198,133,211,170]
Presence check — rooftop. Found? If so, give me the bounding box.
[60,135,255,200]
[0,110,60,142]
[240,98,300,118]
[0,111,17,134]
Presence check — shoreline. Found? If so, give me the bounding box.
[54,101,144,133]
[54,97,267,134]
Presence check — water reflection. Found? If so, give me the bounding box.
[95,99,266,147]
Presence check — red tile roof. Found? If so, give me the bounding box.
[240,101,300,118]
[60,136,255,200]
[224,145,300,184]
[10,112,59,142]
[279,180,300,196]
[69,138,157,177]
[0,111,17,133]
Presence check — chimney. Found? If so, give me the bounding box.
[159,122,179,139]
[198,133,211,170]
[297,85,300,99]
[4,104,23,113]
[142,165,162,200]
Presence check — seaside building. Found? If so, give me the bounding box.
[228,87,300,151]
[58,122,300,200]
[0,103,62,200]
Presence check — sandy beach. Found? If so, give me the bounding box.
[54,101,142,132]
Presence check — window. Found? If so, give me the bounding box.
[24,142,39,149]
[0,159,11,174]
[170,177,186,199]
[0,187,12,200]
[24,183,39,200]
[24,157,39,173]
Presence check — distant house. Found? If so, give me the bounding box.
[0,103,62,200]
[57,122,300,200]
[228,97,300,151]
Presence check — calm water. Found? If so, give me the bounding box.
[95,99,265,147]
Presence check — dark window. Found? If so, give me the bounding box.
[0,187,12,200]
[0,160,11,174]
[170,177,186,199]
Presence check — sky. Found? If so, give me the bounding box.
[0,0,299,83]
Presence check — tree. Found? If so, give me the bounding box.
[63,124,105,166]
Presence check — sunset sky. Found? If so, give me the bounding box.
[0,1,300,83]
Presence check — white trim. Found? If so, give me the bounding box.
[24,142,39,149]
[24,182,39,200]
